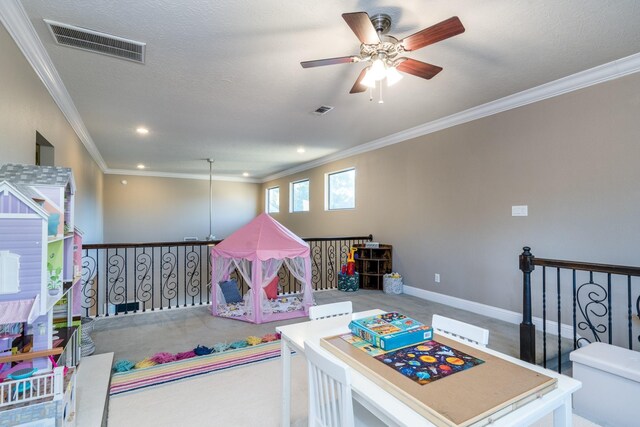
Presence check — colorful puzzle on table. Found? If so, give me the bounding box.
[339,333,387,357]
[374,340,484,385]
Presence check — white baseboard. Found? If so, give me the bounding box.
[403,285,576,339]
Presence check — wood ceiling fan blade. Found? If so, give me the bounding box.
[401,16,465,52]
[342,12,380,45]
[300,56,359,68]
[396,59,443,80]
[349,68,369,94]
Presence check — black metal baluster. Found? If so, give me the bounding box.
[572,269,578,350]
[159,247,164,310]
[174,246,179,308]
[133,248,139,313]
[104,249,109,317]
[126,248,131,314]
[199,246,204,305]
[608,273,612,344]
[183,246,187,307]
[141,247,148,312]
[321,240,325,290]
[556,267,561,373]
[205,246,210,305]
[134,247,139,312]
[542,266,547,368]
[96,248,100,316]
[151,247,156,311]
[627,275,632,349]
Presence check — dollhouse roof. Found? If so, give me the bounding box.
[212,213,309,261]
[14,184,44,202]
[0,181,48,218]
[0,163,75,193]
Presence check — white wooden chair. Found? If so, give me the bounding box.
[308,301,353,321]
[305,340,354,427]
[431,314,489,347]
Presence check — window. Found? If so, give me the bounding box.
[326,168,355,210]
[290,179,310,212]
[266,187,280,213]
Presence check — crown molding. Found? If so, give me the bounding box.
[262,52,640,183]
[0,1,108,171]
[105,168,261,183]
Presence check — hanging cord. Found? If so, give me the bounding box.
[206,158,215,241]
[378,82,384,104]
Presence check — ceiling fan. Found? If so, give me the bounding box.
[301,12,465,94]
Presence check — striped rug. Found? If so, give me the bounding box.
[110,340,284,396]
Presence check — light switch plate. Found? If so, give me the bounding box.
[512,205,528,216]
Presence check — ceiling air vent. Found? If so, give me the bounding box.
[313,105,334,116]
[44,19,146,64]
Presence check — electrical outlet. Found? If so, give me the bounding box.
[435,273,440,283]
[512,205,528,216]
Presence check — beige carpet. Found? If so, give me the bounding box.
[109,355,600,427]
[109,356,309,427]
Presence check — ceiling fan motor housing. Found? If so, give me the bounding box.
[370,13,392,35]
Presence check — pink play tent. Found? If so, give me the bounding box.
[211,213,314,323]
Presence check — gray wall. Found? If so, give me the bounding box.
[0,25,104,243]
[103,174,260,243]
[263,72,640,314]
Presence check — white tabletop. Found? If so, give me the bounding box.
[276,310,581,427]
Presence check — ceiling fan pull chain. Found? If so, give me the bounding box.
[369,86,373,102]
[378,82,384,104]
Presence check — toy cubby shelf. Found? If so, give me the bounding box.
[0,164,81,425]
[353,244,393,290]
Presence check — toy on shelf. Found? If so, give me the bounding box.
[346,247,357,275]
[338,247,360,292]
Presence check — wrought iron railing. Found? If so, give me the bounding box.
[519,246,640,372]
[81,235,372,317]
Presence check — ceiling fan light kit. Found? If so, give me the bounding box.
[361,67,376,88]
[385,67,403,86]
[301,11,465,100]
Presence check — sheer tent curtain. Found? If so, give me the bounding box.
[232,258,253,288]
[213,257,235,305]
[284,257,313,305]
[232,258,254,315]
[260,259,284,314]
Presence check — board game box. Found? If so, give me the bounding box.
[349,312,433,351]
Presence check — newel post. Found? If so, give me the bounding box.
[519,246,536,363]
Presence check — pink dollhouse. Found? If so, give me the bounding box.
[0,164,81,426]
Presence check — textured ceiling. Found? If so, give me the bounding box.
[20,0,640,179]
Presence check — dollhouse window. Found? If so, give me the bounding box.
[0,251,20,294]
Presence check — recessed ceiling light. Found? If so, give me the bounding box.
[242,172,250,177]
[297,147,306,154]
[137,163,145,169]
[136,127,149,135]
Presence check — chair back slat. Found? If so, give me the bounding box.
[309,301,353,321]
[432,314,490,347]
[305,340,354,427]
